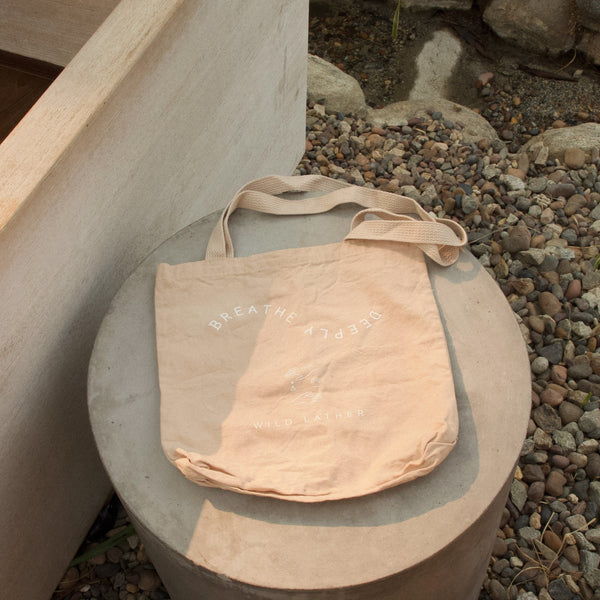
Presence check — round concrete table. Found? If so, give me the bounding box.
[88,204,531,599]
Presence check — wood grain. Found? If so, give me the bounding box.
[0,0,119,66]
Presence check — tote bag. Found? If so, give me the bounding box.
[155,175,467,502]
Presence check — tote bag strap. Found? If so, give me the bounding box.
[205,175,467,266]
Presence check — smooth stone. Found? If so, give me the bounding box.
[529,177,548,193]
[541,388,564,407]
[538,291,563,316]
[564,147,587,169]
[549,182,578,199]
[565,279,583,301]
[529,315,545,334]
[552,365,568,385]
[488,579,507,600]
[546,471,567,497]
[585,528,600,544]
[552,455,571,469]
[502,227,531,254]
[538,342,564,365]
[527,481,546,502]
[559,402,584,424]
[565,194,587,216]
[532,356,550,375]
[307,55,367,116]
[94,562,121,578]
[522,464,545,483]
[586,452,600,479]
[568,356,593,379]
[543,529,563,553]
[563,544,580,565]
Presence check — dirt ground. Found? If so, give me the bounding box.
[308,1,600,147]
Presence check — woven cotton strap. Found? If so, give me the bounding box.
[205,175,467,266]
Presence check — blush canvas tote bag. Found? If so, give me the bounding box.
[155,174,467,502]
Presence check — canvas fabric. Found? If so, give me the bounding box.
[155,175,467,502]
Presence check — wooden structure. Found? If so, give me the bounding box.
[0,2,309,598]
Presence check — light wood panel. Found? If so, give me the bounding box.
[0,0,120,66]
[0,1,308,598]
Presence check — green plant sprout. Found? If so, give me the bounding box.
[392,1,404,40]
[68,523,136,567]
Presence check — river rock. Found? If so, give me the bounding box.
[366,98,499,143]
[307,55,367,116]
[502,225,531,253]
[538,341,564,365]
[564,148,587,169]
[483,0,575,55]
[559,401,584,424]
[546,470,567,497]
[522,123,600,162]
[538,291,563,316]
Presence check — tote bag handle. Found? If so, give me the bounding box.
[205,175,467,266]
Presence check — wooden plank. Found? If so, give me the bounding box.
[0,0,120,66]
[0,0,308,598]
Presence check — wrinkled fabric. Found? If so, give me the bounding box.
[155,176,465,502]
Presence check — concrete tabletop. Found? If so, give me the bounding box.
[88,203,531,598]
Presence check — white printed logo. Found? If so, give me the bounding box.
[284,365,325,406]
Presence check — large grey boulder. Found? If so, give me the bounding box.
[367,98,499,144]
[483,0,575,55]
[307,54,367,117]
[578,31,600,65]
[522,123,600,163]
[577,0,600,32]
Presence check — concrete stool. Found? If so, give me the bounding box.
[88,204,531,599]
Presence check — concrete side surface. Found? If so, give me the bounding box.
[0,0,309,598]
[0,0,120,66]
